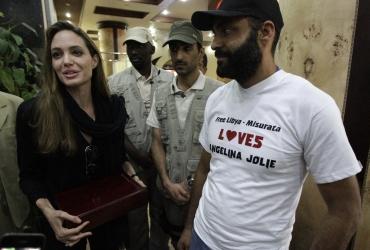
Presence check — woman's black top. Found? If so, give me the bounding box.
[16,94,128,207]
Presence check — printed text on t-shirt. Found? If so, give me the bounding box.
[215,116,281,132]
[218,129,263,148]
[212,116,278,169]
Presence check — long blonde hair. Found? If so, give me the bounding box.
[33,21,109,155]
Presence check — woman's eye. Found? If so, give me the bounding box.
[51,52,61,59]
[72,50,83,56]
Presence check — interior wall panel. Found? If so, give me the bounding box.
[275,1,358,249]
[275,0,357,111]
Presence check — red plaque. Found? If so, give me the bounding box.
[55,174,147,231]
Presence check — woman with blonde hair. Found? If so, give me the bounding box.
[16,21,134,249]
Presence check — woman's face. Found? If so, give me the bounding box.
[50,30,98,89]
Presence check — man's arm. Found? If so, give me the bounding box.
[177,149,211,250]
[151,127,189,203]
[121,160,146,187]
[310,176,362,250]
[124,133,153,169]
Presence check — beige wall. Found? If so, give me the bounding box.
[276,0,357,111]
[275,0,358,249]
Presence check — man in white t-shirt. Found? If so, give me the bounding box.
[177,0,362,250]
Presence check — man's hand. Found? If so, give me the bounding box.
[164,180,190,204]
[131,175,147,188]
[151,127,190,204]
[122,161,147,187]
[177,227,192,250]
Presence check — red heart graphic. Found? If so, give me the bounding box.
[226,130,237,141]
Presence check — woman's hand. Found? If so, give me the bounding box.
[36,198,92,247]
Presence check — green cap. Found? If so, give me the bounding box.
[163,21,203,47]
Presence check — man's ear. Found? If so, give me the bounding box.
[258,20,276,47]
[198,46,205,66]
[149,44,155,55]
[199,46,205,57]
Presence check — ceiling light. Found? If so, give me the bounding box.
[180,0,187,2]
[162,9,169,15]
[65,12,71,18]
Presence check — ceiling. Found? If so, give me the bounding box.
[54,0,214,41]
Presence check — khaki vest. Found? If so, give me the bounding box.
[0,92,30,234]
[155,77,221,183]
[109,66,173,153]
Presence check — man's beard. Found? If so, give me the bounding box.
[215,30,262,84]
[173,60,197,76]
[129,56,150,72]
[129,58,143,71]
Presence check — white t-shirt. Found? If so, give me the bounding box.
[132,65,155,111]
[146,72,206,129]
[194,70,361,250]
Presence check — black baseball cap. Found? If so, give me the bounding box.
[191,0,284,33]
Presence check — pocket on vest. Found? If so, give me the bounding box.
[186,159,199,173]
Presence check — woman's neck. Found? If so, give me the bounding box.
[66,83,95,120]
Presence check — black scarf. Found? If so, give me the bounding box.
[61,87,128,175]
[61,87,126,138]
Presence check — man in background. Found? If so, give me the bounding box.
[147,21,222,249]
[0,91,31,235]
[108,27,174,250]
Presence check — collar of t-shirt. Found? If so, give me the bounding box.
[234,69,285,97]
[132,64,155,82]
[170,71,205,96]
[132,65,156,102]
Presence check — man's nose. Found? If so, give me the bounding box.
[174,50,185,60]
[211,35,222,51]
[129,47,138,55]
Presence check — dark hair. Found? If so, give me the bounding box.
[248,17,280,54]
[34,21,109,154]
